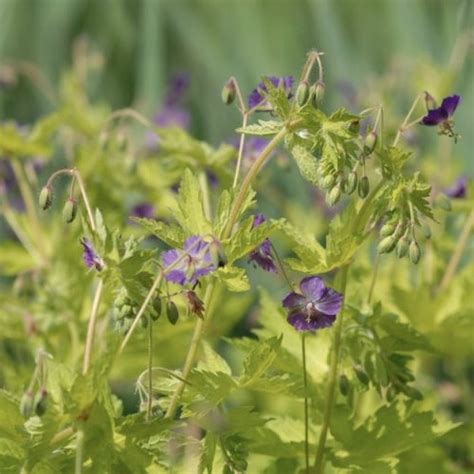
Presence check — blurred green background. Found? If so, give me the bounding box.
[0,0,473,173]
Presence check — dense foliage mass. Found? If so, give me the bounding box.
[0,46,472,473]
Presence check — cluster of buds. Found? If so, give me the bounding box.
[20,387,48,418]
[377,212,426,264]
[39,177,78,225]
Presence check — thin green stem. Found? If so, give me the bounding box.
[270,242,294,290]
[367,254,380,304]
[232,112,249,188]
[146,311,153,421]
[302,333,310,474]
[82,279,103,375]
[75,426,85,474]
[393,93,423,147]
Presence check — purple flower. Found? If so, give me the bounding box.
[80,238,104,271]
[248,76,294,109]
[421,94,460,141]
[161,236,217,285]
[248,214,277,273]
[444,176,467,199]
[130,202,155,219]
[282,276,343,332]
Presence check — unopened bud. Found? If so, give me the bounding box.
[435,193,452,211]
[378,236,397,254]
[322,174,336,189]
[221,79,236,105]
[396,236,410,258]
[34,388,47,417]
[167,301,179,325]
[20,391,34,417]
[358,176,370,198]
[409,240,421,264]
[39,185,53,210]
[353,365,369,385]
[339,374,350,396]
[327,183,341,206]
[424,91,437,111]
[62,198,77,224]
[296,80,310,106]
[421,223,431,239]
[363,131,378,155]
[345,171,358,194]
[151,298,162,321]
[380,223,396,237]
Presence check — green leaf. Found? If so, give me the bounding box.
[0,241,35,275]
[261,77,291,119]
[237,120,284,136]
[287,141,319,186]
[132,217,185,247]
[197,341,232,375]
[199,432,217,474]
[215,266,250,292]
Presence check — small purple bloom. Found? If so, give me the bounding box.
[248,214,277,273]
[421,95,460,126]
[130,202,155,219]
[444,176,467,199]
[248,76,294,109]
[80,238,104,271]
[161,236,216,285]
[282,276,343,332]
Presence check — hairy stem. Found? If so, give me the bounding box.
[302,333,310,473]
[233,112,249,188]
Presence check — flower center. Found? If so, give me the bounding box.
[304,301,317,322]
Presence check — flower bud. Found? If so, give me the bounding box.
[314,80,325,105]
[421,223,431,239]
[345,171,358,194]
[321,174,336,189]
[358,176,370,198]
[380,223,396,237]
[396,236,410,258]
[363,131,378,155]
[353,365,369,385]
[435,193,452,211]
[167,301,179,325]
[378,236,397,254]
[20,391,34,417]
[424,91,437,111]
[339,374,350,396]
[34,388,47,417]
[151,298,162,321]
[39,185,53,210]
[221,79,236,105]
[409,241,421,264]
[295,80,310,106]
[327,183,341,206]
[62,198,77,224]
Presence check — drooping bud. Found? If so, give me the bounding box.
[345,172,358,194]
[339,374,350,396]
[34,388,48,417]
[435,193,452,211]
[221,79,236,105]
[314,80,325,105]
[295,80,310,106]
[396,236,410,258]
[39,185,53,210]
[353,365,369,385]
[421,223,432,239]
[409,240,421,264]
[358,176,370,198]
[363,131,378,155]
[327,183,341,206]
[20,390,34,417]
[151,297,162,321]
[322,174,336,189]
[62,197,77,224]
[380,223,396,237]
[424,91,437,111]
[167,301,179,325]
[378,236,397,254]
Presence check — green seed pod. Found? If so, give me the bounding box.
[20,391,34,417]
[378,236,397,254]
[409,240,421,264]
[62,198,77,224]
[34,388,47,417]
[363,131,378,155]
[353,365,369,386]
[358,176,370,198]
[339,374,350,396]
[39,185,53,210]
[345,171,358,194]
[167,301,179,325]
[421,223,432,239]
[327,183,342,206]
[396,236,410,258]
[313,80,325,106]
[321,174,336,189]
[380,223,396,237]
[392,221,406,240]
[221,79,236,105]
[435,193,452,211]
[151,298,162,321]
[296,80,310,106]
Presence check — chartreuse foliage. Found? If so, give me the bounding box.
[0,46,471,474]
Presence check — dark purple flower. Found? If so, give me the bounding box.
[130,202,155,219]
[248,76,294,109]
[161,236,216,285]
[421,94,460,140]
[444,176,467,199]
[80,238,104,271]
[282,276,343,332]
[248,214,277,273]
